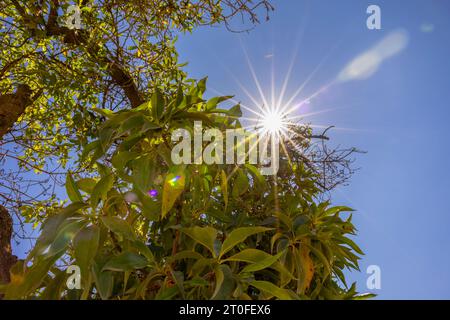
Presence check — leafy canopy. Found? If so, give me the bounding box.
[0,0,369,300]
[2,79,371,300]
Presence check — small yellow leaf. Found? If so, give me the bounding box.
[300,241,314,293]
[220,170,228,209]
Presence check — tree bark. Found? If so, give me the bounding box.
[0,205,17,285]
[0,85,32,291]
[0,84,32,138]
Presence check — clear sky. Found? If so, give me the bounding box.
[9,0,450,299]
[175,0,450,299]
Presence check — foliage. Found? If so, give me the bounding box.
[0,0,273,224]
[1,79,372,300]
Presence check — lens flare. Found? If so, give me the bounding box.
[169,175,181,187]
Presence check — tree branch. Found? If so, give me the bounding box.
[44,1,144,108]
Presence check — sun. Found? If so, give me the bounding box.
[260,108,288,136]
[211,39,341,146]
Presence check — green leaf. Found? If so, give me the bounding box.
[43,218,87,258]
[101,216,136,240]
[184,277,208,288]
[251,280,295,300]
[211,264,235,300]
[225,248,271,263]
[220,170,228,209]
[92,260,113,300]
[245,164,266,187]
[189,258,214,277]
[92,107,115,118]
[197,77,207,95]
[241,250,284,273]
[41,270,67,300]
[161,169,185,218]
[206,96,233,110]
[151,89,164,120]
[228,104,242,118]
[119,132,144,151]
[142,117,161,132]
[96,162,112,178]
[76,178,97,194]
[80,140,101,163]
[119,114,144,134]
[131,154,153,193]
[168,250,204,263]
[99,127,114,152]
[220,227,273,258]
[323,206,354,217]
[131,240,155,263]
[31,202,87,257]
[102,252,149,272]
[135,189,159,220]
[111,151,139,171]
[66,173,83,202]
[304,242,332,276]
[5,256,59,299]
[155,286,179,300]
[354,293,377,300]
[181,226,218,257]
[334,235,364,255]
[73,225,100,279]
[91,174,114,208]
[172,111,213,125]
[232,169,249,198]
[225,249,294,285]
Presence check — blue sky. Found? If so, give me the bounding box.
[176,0,450,299]
[9,0,450,299]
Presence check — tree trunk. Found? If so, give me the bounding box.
[0,205,17,285]
[0,84,32,137]
[0,85,32,291]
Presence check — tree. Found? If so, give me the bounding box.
[1,80,371,299]
[0,0,273,288]
[0,1,369,300]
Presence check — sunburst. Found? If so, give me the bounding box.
[230,36,342,150]
[208,32,370,181]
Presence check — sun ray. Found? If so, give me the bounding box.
[286,107,344,121]
[235,82,267,114]
[209,87,264,118]
[239,37,270,109]
[279,136,293,168]
[281,81,335,117]
[271,47,276,111]
[309,124,374,133]
[206,51,268,115]
[207,31,362,163]
[276,24,307,113]
[225,130,269,182]
[237,103,266,118]
[239,116,264,123]
[281,66,332,115]
[212,70,266,114]
[280,36,345,115]
[275,5,311,114]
